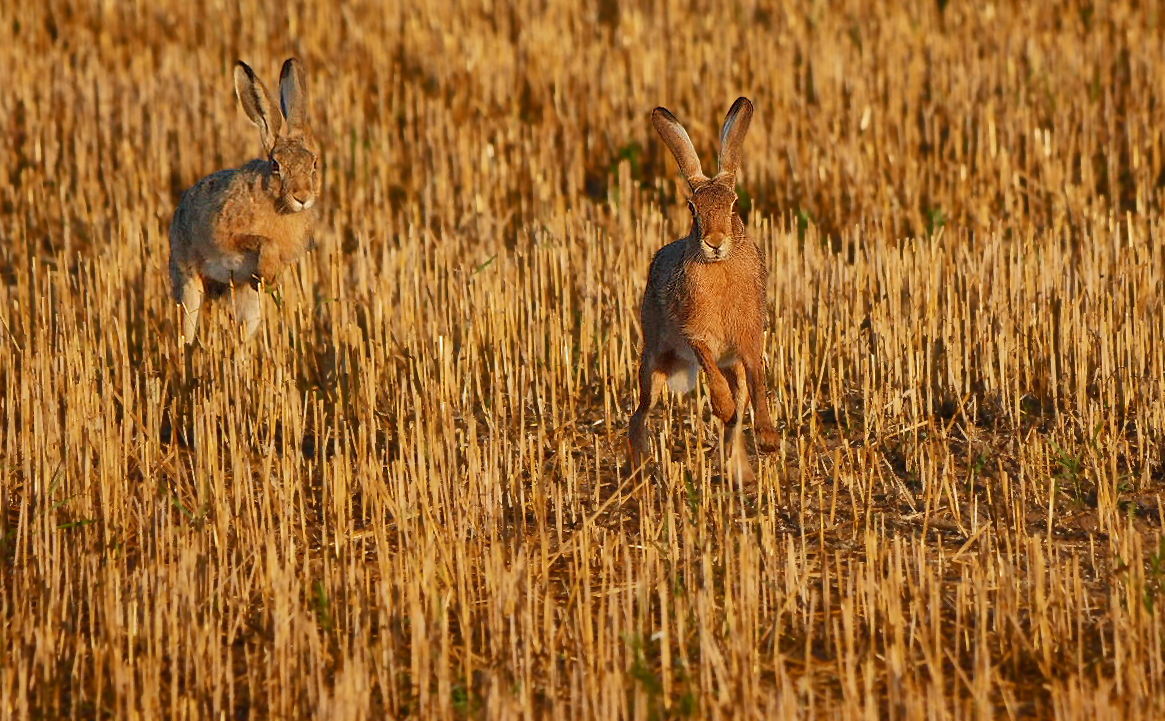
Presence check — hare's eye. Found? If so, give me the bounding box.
[270,158,281,174]
[731,199,739,215]
[687,200,696,215]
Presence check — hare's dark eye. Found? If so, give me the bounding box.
[270,158,281,174]
[731,198,739,215]
[687,200,696,215]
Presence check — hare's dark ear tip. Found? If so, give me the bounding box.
[282,58,308,84]
[235,61,259,88]
[731,97,753,113]
[234,61,256,89]
[652,107,675,121]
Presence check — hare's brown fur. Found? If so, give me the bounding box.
[169,58,320,343]
[629,98,777,472]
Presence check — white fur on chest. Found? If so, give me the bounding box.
[200,245,260,285]
[661,334,739,394]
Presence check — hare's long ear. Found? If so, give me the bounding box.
[652,107,708,188]
[717,97,754,182]
[279,58,310,136]
[235,61,281,154]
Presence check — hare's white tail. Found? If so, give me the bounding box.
[666,362,698,394]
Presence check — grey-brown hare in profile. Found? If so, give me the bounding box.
[629,97,778,477]
[169,58,320,344]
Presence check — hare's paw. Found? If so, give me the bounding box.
[755,424,779,453]
[708,382,736,423]
[257,246,284,282]
[628,417,652,470]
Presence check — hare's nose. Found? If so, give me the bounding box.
[703,231,727,248]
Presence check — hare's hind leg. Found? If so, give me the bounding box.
[233,280,263,341]
[629,355,669,472]
[171,265,205,345]
[723,360,749,446]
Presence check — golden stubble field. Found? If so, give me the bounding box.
[2,0,1165,718]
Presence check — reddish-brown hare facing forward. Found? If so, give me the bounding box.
[169,58,320,344]
[629,97,778,476]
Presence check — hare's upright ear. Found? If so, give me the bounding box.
[652,107,709,188]
[717,97,754,183]
[235,61,282,154]
[278,58,310,136]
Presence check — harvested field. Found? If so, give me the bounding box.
[2,0,1165,718]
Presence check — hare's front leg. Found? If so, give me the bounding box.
[722,360,755,482]
[722,360,750,447]
[256,242,285,283]
[689,340,735,423]
[743,354,778,452]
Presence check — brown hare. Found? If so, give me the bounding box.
[629,97,778,477]
[169,58,320,344]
